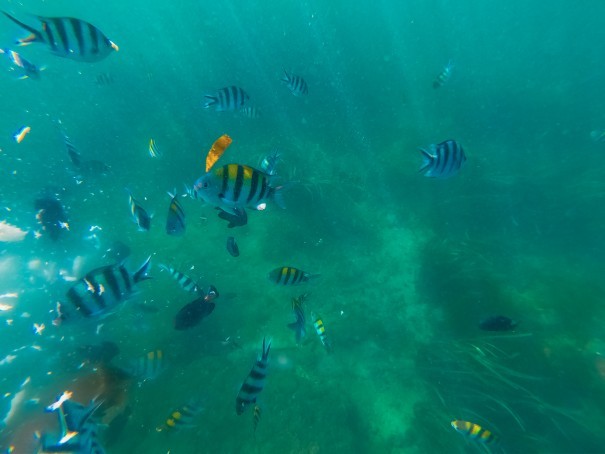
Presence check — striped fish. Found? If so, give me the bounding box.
[63,256,151,319]
[268,266,316,286]
[259,149,280,176]
[148,139,162,158]
[203,86,250,112]
[236,337,271,415]
[240,105,261,119]
[2,12,118,62]
[433,60,453,89]
[281,70,308,96]
[156,400,203,432]
[193,163,284,216]
[418,140,466,179]
[451,420,497,444]
[128,349,164,382]
[127,191,152,231]
[166,192,185,236]
[312,312,332,352]
[159,264,200,294]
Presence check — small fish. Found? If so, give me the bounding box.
[479,315,519,332]
[13,125,30,143]
[3,12,119,62]
[236,337,271,415]
[157,400,203,432]
[149,139,162,158]
[433,60,453,88]
[205,134,232,172]
[281,70,308,96]
[35,195,68,241]
[203,86,250,112]
[418,139,466,179]
[1,48,43,79]
[62,256,151,320]
[590,130,605,143]
[217,207,248,228]
[128,349,164,382]
[159,264,201,294]
[194,163,286,216]
[312,312,332,352]
[95,73,114,85]
[253,405,261,432]
[64,134,111,176]
[127,190,152,231]
[287,294,307,344]
[451,420,497,444]
[226,236,239,257]
[174,289,218,330]
[268,267,317,286]
[240,105,261,119]
[166,192,185,236]
[259,149,281,176]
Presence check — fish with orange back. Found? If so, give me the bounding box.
[205,134,232,172]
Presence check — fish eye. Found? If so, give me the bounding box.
[202,182,209,189]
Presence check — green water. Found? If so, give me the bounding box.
[1,0,605,452]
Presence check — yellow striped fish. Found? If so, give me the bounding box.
[268,267,318,286]
[149,139,162,158]
[451,420,497,444]
[312,312,332,352]
[157,401,202,432]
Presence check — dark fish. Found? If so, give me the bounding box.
[433,60,453,89]
[174,295,216,331]
[268,266,317,286]
[34,195,68,241]
[3,12,119,62]
[226,236,239,257]
[0,48,42,79]
[281,70,308,96]
[166,192,185,236]
[78,341,119,366]
[65,134,111,176]
[419,139,466,178]
[156,400,203,432]
[259,149,280,176]
[127,190,152,231]
[159,264,201,294]
[479,315,518,332]
[105,240,131,262]
[287,296,306,344]
[240,105,260,119]
[194,163,285,216]
[62,256,151,320]
[451,420,497,444]
[128,349,164,382]
[217,207,248,228]
[203,86,250,112]
[236,337,271,415]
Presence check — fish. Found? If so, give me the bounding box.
[226,236,239,257]
[64,134,111,176]
[217,207,248,228]
[253,405,261,432]
[2,12,119,62]
[127,191,152,231]
[174,288,218,330]
[205,134,232,172]
[203,86,250,111]
[61,256,151,320]
[418,139,466,179]
[259,149,280,176]
[236,337,271,415]
[193,163,285,216]
[268,267,317,286]
[148,139,162,158]
[35,195,68,241]
[0,48,43,79]
[312,312,332,352]
[287,294,307,344]
[433,60,453,88]
[240,105,261,119]
[0,220,28,242]
[95,73,114,85]
[156,400,202,432]
[13,125,30,143]
[590,130,605,143]
[479,315,519,332]
[281,70,308,96]
[159,264,201,294]
[451,420,497,444]
[128,349,164,382]
[166,192,185,236]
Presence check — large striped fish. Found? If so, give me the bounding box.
[281,70,308,96]
[418,139,466,178]
[2,12,118,62]
[193,163,285,216]
[451,420,497,445]
[203,86,250,112]
[268,266,317,286]
[62,256,151,320]
[236,337,271,415]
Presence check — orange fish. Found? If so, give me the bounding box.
[13,126,31,143]
[205,134,232,172]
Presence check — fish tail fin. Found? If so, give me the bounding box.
[261,337,271,361]
[202,95,218,109]
[281,68,290,83]
[418,148,434,173]
[269,182,294,209]
[133,256,152,283]
[2,12,43,44]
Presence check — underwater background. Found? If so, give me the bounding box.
[1,0,605,452]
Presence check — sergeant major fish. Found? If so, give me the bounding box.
[418,139,466,179]
[159,264,200,294]
[203,86,250,112]
[312,312,332,352]
[236,337,271,415]
[156,400,203,432]
[166,192,185,236]
[259,149,280,176]
[127,190,152,231]
[451,420,497,445]
[433,60,453,88]
[2,12,119,62]
[268,266,318,286]
[281,70,308,96]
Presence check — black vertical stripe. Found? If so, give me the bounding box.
[52,18,70,53]
[67,287,93,316]
[221,166,229,197]
[103,267,122,300]
[257,176,268,202]
[247,170,259,203]
[283,267,292,285]
[86,275,106,308]
[233,165,244,202]
[438,143,450,174]
[292,267,300,284]
[70,18,84,56]
[119,266,132,293]
[224,87,231,110]
[43,21,57,51]
[88,23,99,54]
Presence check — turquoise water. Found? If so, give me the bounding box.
[1,0,605,452]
